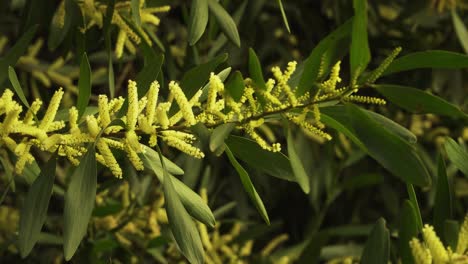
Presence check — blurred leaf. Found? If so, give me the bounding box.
[350,0,370,78]
[297,232,328,264]
[316,35,351,80]
[365,110,417,143]
[63,146,97,261]
[451,9,468,54]
[210,123,235,155]
[444,220,460,250]
[213,201,236,219]
[444,138,468,176]
[248,48,266,89]
[374,84,467,119]
[207,0,240,47]
[8,66,30,109]
[225,146,270,224]
[156,146,204,264]
[0,180,12,205]
[48,0,75,50]
[406,184,423,231]
[131,0,141,26]
[188,0,209,45]
[341,173,383,190]
[398,200,419,264]
[225,70,245,101]
[76,52,91,119]
[141,148,215,228]
[383,50,468,76]
[346,104,431,186]
[226,135,295,181]
[433,155,452,236]
[286,128,310,194]
[18,156,56,258]
[277,0,290,33]
[360,218,389,264]
[297,19,352,96]
[104,0,115,98]
[136,44,164,96]
[0,25,38,84]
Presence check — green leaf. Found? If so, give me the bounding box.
[226,135,295,181]
[141,147,215,228]
[346,104,431,186]
[76,53,92,119]
[350,0,370,78]
[398,200,419,264]
[207,0,240,47]
[104,0,115,98]
[297,19,352,96]
[277,0,290,33]
[341,173,384,190]
[210,123,236,155]
[286,128,310,194]
[225,146,270,224]
[131,0,141,27]
[0,25,38,84]
[360,218,390,264]
[189,0,209,45]
[8,66,30,109]
[63,146,97,261]
[452,9,468,54]
[406,184,423,231]
[18,156,56,258]
[364,110,417,143]
[383,50,468,76]
[155,146,204,264]
[374,84,467,119]
[248,48,266,89]
[444,138,468,176]
[225,70,245,101]
[433,155,453,237]
[444,220,460,250]
[136,44,164,96]
[48,0,76,50]
[141,145,184,175]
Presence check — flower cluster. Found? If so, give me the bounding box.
[410,215,468,264]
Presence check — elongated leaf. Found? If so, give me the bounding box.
[156,146,204,264]
[444,220,460,250]
[346,104,431,186]
[383,50,468,76]
[136,44,164,96]
[365,110,417,143]
[189,0,209,45]
[375,84,467,119]
[8,66,30,109]
[433,155,452,236]
[361,218,389,264]
[225,146,270,224]
[398,200,419,264]
[142,145,184,175]
[297,19,352,96]
[63,146,97,260]
[350,0,370,78]
[207,0,240,47]
[452,9,468,54]
[48,0,75,50]
[406,184,423,231]
[141,147,215,228]
[76,53,91,119]
[210,123,236,155]
[248,48,266,89]
[0,25,38,84]
[225,70,245,101]
[444,138,468,176]
[18,156,56,258]
[131,0,141,26]
[286,128,310,194]
[277,0,290,33]
[226,135,295,181]
[104,0,115,98]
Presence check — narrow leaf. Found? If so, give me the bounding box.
[277,0,290,33]
[398,200,419,264]
[207,0,241,47]
[135,44,164,96]
[189,0,209,45]
[444,137,468,176]
[286,128,310,194]
[406,184,423,231]
[18,156,56,258]
[8,66,30,109]
[361,218,390,264]
[433,154,452,236]
[225,70,245,101]
[63,146,97,260]
[248,48,266,89]
[76,53,91,119]
[225,146,270,224]
[131,0,141,27]
[210,123,236,155]
[350,0,370,78]
[452,9,468,54]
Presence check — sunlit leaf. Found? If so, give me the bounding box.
[207,0,240,47]
[188,0,209,45]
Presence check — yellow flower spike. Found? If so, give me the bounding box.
[457,215,468,254]
[141,13,161,26]
[52,1,66,28]
[145,6,171,13]
[170,90,203,126]
[169,81,196,126]
[15,151,35,174]
[322,61,342,92]
[68,106,80,134]
[39,88,64,131]
[162,135,204,158]
[31,71,51,87]
[161,130,196,142]
[367,47,402,84]
[146,81,160,125]
[284,61,297,80]
[155,102,171,129]
[137,115,152,134]
[98,95,111,127]
[115,30,127,58]
[1,105,21,135]
[199,221,213,250]
[344,95,386,105]
[12,124,48,141]
[1,136,17,152]
[42,134,63,151]
[125,143,144,171]
[149,134,158,147]
[410,238,433,264]
[422,224,449,263]
[102,138,125,150]
[112,12,141,44]
[86,115,100,138]
[27,39,43,58]
[126,130,142,153]
[239,240,254,256]
[108,96,125,115]
[124,40,137,55]
[244,125,281,152]
[207,73,224,112]
[138,96,148,116]
[96,140,122,178]
[46,121,66,132]
[127,80,139,130]
[61,133,94,145]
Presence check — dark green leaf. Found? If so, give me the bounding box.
[76,53,92,119]
[136,44,164,96]
[277,0,290,33]
[141,145,184,175]
[383,50,468,76]
[444,220,460,250]
[63,146,97,260]
[398,200,419,264]
[210,123,236,155]
[225,146,270,224]
[286,128,310,194]
[8,66,30,109]
[297,232,328,264]
[18,156,56,258]
[365,110,417,143]
[0,25,38,84]
[131,0,141,26]
[297,19,352,96]
[156,146,204,264]
[248,48,266,89]
[316,35,351,80]
[406,184,423,231]
[207,0,240,47]
[226,135,295,181]
[375,84,467,119]
[225,71,245,101]
[444,138,468,176]
[452,9,468,54]
[361,218,389,264]
[341,173,383,190]
[48,0,76,51]
[189,0,209,45]
[321,112,365,149]
[433,155,452,236]
[346,104,431,186]
[350,0,370,78]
